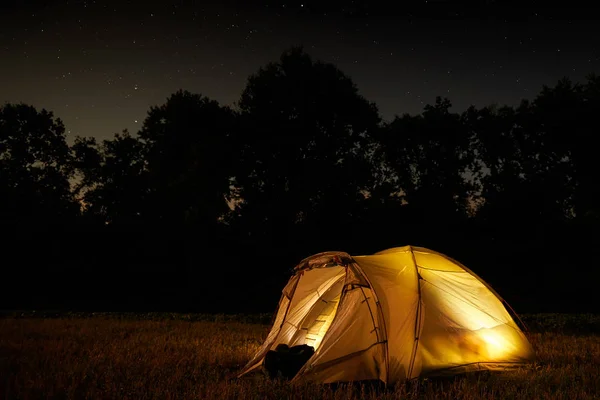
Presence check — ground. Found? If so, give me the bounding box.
[0,312,598,399]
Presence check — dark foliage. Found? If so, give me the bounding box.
[0,103,79,228]
[1,51,598,314]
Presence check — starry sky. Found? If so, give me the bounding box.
[1,1,599,143]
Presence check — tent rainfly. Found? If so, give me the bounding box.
[238,246,534,384]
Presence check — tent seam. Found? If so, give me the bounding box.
[407,245,422,380]
[359,287,380,342]
[352,261,390,387]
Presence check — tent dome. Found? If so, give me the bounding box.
[238,246,534,384]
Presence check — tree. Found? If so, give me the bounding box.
[138,90,237,228]
[72,131,148,225]
[529,76,600,222]
[378,97,476,228]
[467,100,573,229]
[468,76,600,229]
[233,47,382,246]
[0,103,78,228]
[73,90,236,228]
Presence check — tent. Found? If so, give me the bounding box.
[238,246,534,384]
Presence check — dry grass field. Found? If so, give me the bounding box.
[0,313,598,399]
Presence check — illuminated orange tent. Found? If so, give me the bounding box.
[238,246,534,384]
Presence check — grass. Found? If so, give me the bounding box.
[0,313,599,399]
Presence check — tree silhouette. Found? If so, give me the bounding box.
[73,90,236,229]
[233,46,382,249]
[467,101,572,231]
[467,76,600,232]
[0,103,78,229]
[72,131,148,225]
[378,97,475,233]
[138,90,236,228]
[3,49,600,313]
[530,76,600,223]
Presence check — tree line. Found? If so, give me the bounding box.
[2,47,599,313]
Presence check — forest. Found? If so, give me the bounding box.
[2,47,598,314]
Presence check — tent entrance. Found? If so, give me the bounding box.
[285,269,346,351]
[304,292,341,349]
[263,267,346,379]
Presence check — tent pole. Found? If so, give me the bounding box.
[353,261,390,387]
[407,245,423,380]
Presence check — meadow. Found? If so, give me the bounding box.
[1,312,599,399]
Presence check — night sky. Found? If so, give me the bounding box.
[2,1,598,143]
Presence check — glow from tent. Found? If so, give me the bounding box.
[308,318,331,350]
[476,327,512,359]
[305,293,341,350]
